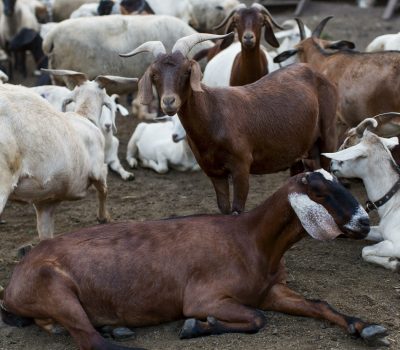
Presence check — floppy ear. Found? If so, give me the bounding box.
[41,68,88,90]
[219,21,236,49]
[116,104,129,117]
[190,61,203,92]
[326,40,355,50]
[138,69,154,105]
[381,136,399,150]
[264,19,280,48]
[95,75,138,95]
[273,49,298,63]
[322,143,368,161]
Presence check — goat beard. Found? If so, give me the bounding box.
[288,193,344,240]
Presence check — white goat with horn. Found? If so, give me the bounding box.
[324,116,400,271]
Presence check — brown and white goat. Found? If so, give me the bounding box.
[1,170,389,350]
[213,3,282,86]
[274,17,400,137]
[120,33,338,214]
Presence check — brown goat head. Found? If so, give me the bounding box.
[120,33,233,115]
[214,3,283,49]
[273,17,356,64]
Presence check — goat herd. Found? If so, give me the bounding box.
[0,0,400,349]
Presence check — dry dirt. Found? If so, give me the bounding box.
[1,1,400,350]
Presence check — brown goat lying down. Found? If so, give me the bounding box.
[1,170,388,350]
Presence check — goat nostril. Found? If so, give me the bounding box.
[359,217,370,227]
[163,97,176,106]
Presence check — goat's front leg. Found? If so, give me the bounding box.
[180,299,266,339]
[33,201,60,240]
[231,167,249,214]
[362,240,400,271]
[92,178,111,224]
[210,176,230,214]
[262,283,388,346]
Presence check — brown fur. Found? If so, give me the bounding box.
[146,52,338,213]
[2,173,379,350]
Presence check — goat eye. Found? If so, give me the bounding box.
[338,161,344,166]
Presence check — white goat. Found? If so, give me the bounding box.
[0,70,137,240]
[366,33,400,52]
[126,115,199,174]
[30,84,134,181]
[324,127,400,271]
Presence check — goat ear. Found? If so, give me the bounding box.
[374,112,400,137]
[61,98,74,112]
[273,49,298,63]
[326,40,355,50]
[116,104,129,117]
[95,75,138,95]
[381,136,399,150]
[219,21,235,49]
[264,19,280,48]
[138,69,154,105]
[41,69,88,89]
[322,143,367,161]
[190,61,203,92]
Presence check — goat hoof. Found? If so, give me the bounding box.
[112,327,136,341]
[231,211,240,216]
[16,244,33,259]
[207,316,217,326]
[361,325,389,346]
[127,158,138,169]
[124,173,135,181]
[179,318,198,339]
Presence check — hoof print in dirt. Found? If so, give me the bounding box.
[361,325,389,347]
[16,244,33,259]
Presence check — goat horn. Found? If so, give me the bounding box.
[312,16,333,38]
[354,118,378,137]
[119,41,166,58]
[213,3,246,30]
[172,33,235,57]
[294,18,306,41]
[251,3,284,30]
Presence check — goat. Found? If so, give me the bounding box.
[213,3,282,86]
[31,84,134,181]
[126,115,199,173]
[0,70,137,239]
[324,126,400,272]
[42,15,212,94]
[366,32,400,52]
[120,33,338,214]
[274,17,400,138]
[1,170,389,350]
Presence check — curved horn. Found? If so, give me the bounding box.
[355,118,378,137]
[295,18,306,41]
[119,41,166,59]
[251,3,284,30]
[172,33,234,57]
[312,16,333,38]
[213,3,245,30]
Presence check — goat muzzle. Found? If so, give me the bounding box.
[161,95,179,116]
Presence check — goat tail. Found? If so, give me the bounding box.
[0,301,33,327]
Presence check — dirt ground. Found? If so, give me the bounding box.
[1,1,400,350]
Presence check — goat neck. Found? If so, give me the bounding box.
[244,181,304,272]
[230,45,268,86]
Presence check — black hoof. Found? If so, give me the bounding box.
[16,244,33,259]
[361,325,389,347]
[179,318,197,339]
[126,174,135,181]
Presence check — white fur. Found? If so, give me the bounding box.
[366,32,400,52]
[0,83,109,240]
[289,193,343,240]
[316,169,334,181]
[31,85,134,181]
[126,115,199,174]
[324,131,400,271]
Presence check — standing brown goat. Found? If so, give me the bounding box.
[213,3,282,86]
[120,33,338,214]
[274,17,400,137]
[1,170,389,350]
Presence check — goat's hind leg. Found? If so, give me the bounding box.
[362,240,400,271]
[210,176,230,214]
[92,166,111,224]
[262,283,388,346]
[33,201,60,240]
[180,299,266,339]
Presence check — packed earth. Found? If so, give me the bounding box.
[0,1,400,349]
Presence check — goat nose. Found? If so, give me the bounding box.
[172,134,179,143]
[163,96,176,106]
[244,33,254,40]
[104,123,111,130]
[359,216,370,229]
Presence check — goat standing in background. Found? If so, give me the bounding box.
[2,170,389,350]
[213,3,282,86]
[120,33,338,214]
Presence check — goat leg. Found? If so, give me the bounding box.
[33,201,60,240]
[210,176,230,214]
[262,283,389,346]
[180,301,266,339]
[231,169,249,215]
